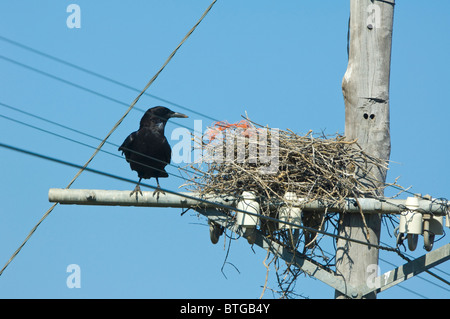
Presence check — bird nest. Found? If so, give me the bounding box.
[183,117,390,247]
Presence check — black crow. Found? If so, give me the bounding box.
[119,106,188,198]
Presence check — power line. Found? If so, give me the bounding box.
[2,101,448,242]
[1,101,433,227]
[3,46,446,214]
[0,101,200,179]
[0,54,137,109]
[0,101,117,145]
[3,139,448,294]
[0,35,219,123]
[0,112,197,185]
[0,0,218,277]
[0,102,437,225]
[0,54,203,136]
[4,96,446,214]
[7,107,448,290]
[2,101,448,236]
[7,98,408,217]
[1,42,448,291]
[2,4,446,302]
[0,141,402,253]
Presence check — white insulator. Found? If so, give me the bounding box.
[236,191,259,228]
[399,196,423,235]
[278,192,302,230]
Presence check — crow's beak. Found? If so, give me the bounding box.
[170,112,188,118]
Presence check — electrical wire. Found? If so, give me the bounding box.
[6,100,447,240]
[3,108,447,260]
[0,101,201,179]
[4,97,448,218]
[4,107,448,227]
[2,117,448,292]
[1,10,448,289]
[2,2,446,298]
[0,113,200,185]
[0,0,218,277]
[2,100,448,244]
[0,54,137,109]
[0,11,445,211]
[3,38,446,212]
[3,139,445,298]
[3,101,441,242]
[2,47,447,211]
[0,54,204,136]
[0,141,402,253]
[2,101,448,249]
[0,35,220,123]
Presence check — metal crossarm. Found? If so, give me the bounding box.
[48,188,448,215]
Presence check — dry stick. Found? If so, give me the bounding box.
[0,0,217,277]
[259,249,272,299]
[352,192,370,240]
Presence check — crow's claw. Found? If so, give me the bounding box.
[130,184,143,200]
[152,187,166,200]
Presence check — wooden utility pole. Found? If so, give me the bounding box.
[335,0,395,299]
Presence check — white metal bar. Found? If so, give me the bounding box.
[48,188,235,208]
[48,188,449,215]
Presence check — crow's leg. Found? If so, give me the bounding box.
[152,177,166,199]
[130,177,143,199]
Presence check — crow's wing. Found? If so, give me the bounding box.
[161,137,171,166]
[118,131,138,162]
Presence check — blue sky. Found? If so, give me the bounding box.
[0,0,449,299]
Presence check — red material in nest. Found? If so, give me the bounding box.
[206,120,257,141]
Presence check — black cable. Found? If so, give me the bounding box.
[3,29,442,208]
[0,111,201,184]
[0,141,402,251]
[3,98,447,225]
[3,96,448,226]
[0,60,446,252]
[0,54,205,136]
[0,54,138,109]
[4,133,448,295]
[0,35,220,123]
[0,100,198,172]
